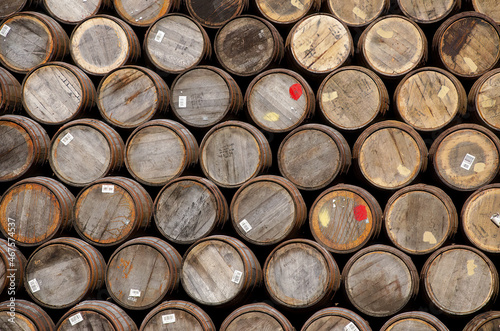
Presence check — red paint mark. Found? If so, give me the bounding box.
[289,83,303,100]
[353,205,367,222]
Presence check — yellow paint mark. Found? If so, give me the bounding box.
[377,29,394,38]
[437,85,450,99]
[323,91,338,102]
[353,7,367,20]
[423,231,437,244]
[474,162,486,173]
[397,164,411,176]
[481,97,496,108]
[467,259,477,276]
[319,208,330,227]
[464,57,478,72]
[291,0,304,10]
[263,112,280,122]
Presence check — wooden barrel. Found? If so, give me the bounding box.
[144,14,211,75]
[199,120,272,188]
[0,177,74,247]
[220,303,294,331]
[254,0,320,25]
[170,66,242,128]
[215,15,284,77]
[40,0,111,24]
[385,184,458,255]
[140,300,215,331]
[433,12,500,79]
[463,311,500,331]
[25,237,106,309]
[468,68,500,131]
[22,62,96,125]
[358,15,427,79]
[429,124,500,191]
[0,12,69,74]
[0,67,22,115]
[398,0,459,24]
[471,0,500,24]
[0,0,27,19]
[278,124,351,191]
[70,15,140,76]
[230,175,306,246]
[301,307,371,331]
[97,65,170,129]
[0,238,26,293]
[0,114,50,182]
[421,245,499,315]
[56,300,137,330]
[154,176,228,245]
[353,120,428,190]
[343,244,419,317]
[264,239,341,309]
[125,119,198,187]
[0,300,55,331]
[185,0,248,29]
[181,235,262,307]
[106,237,181,310]
[74,177,153,247]
[394,67,467,131]
[309,184,382,254]
[114,0,181,27]
[327,0,389,27]
[49,118,125,187]
[245,69,315,133]
[286,13,353,76]
[317,66,389,131]
[380,311,449,331]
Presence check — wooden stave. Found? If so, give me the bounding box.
[185,0,249,29]
[326,0,390,28]
[0,299,55,331]
[468,68,500,131]
[471,0,500,24]
[40,0,112,25]
[254,0,321,25]
[0,238,27,293]
[220,302,295,331]
[0,67,22,115]
[301,307,372,331]
[0,0,29,19]
[380,311,450,331]
[397,0,460,24]
[113,0,181,27]
[463,311,500,331]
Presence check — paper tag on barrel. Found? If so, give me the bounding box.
[102,185,115,193]
[344,322,359,331]
[69,313,84,326]
[162,314,176,324]
[461,153,475,170]
[28,279,40,293]
[491,213,500,227]
[61,133,74,146]
[0,25,11,37]
[239,219,252,233]
[232,270,243,284]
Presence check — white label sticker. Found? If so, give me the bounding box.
[491,213,500,227]
[102,184,115,193]
[162,314,176,324]
[0,25,11,37]
[231,270,243,284]
[461,153,475,170]
[155,30,165,42]
[344,322,359,331]
[178,96,187,108]
[28,279,40,293]
[61,132,74,145]
[69,313,84,326]
[129,289,141,297]
[239,219,252,233]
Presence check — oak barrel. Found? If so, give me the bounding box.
[144,14,211,75]
[385,184,458,255]
[70,15,140,76]
[0,12,69,74]
[74,177,153,247]
[0,67,22,115]
[0,300,55,331]
[245,69,315,133]
[125,119,198,187]
[380,311,449,331]
[25,237,106,309]
[429,124,500,191]
[220,302,294,331]
[309,184,382,254]
[433,12,500,79]
[471,0,500,24]
[421,245,499,315]
[0,177,74,247]
[140,300,215,331]
[327,0,389,27]
[230,175,306,246]
[468,68,500,131]
[264,238,341,309]
[353,120,428,190]
[463,311,500,331]
[97,65,170,129]
[154,176,228,245]
[56,300,137,330]
[317,66,389,131]
[0,0,27,19]
[185,0,248,29]
[181,235,262,307]
[106,237,181,310]
[301,307,371,331]
[0,238,26,293]
[278,124,351,190]
[40,0,111,24]
[215,15,284,77]
[170,66,242,128]
[343,244,419,317]
[49,118,125,187]
[398,0,459,24]
[114,0,181,27]
[254,0,320,25]
[23,62,96,125]
[199,120,272,188]
[0,114,50,182]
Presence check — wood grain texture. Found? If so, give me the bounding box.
[255,0,320,25]
[0,300,55,331]
[422,245,499,315]
[343,244,419,317]
[380,311,450,331]
[301,307,372,331]
[220,303,294,331]
[42,0,108,24]
[114,0,180,26]
[327,0,389,27]
[0,0,27,19]
[0,67,22,115]
[472,0,500,24]
[0,238,26,293]
[398,0,458,24]
[469,68,500,131]
[186,0,248,28]
[463,311,500,331]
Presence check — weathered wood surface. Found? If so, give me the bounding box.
[429,124,500,191]
[433,12,500,79]
[125,119,198,186]
[380,311,450,331]
[220,303,294,331]
[0,177,74,247]
[255,0,320,25]
[215,15,283,77]
[469,68,500,131]
[154,176,228,244]
[463,311,500,331]
[472,0,500,24]
[0,300,55,331]
[343,244,419,317]
[0,67,22,115]
[385,184,458,255]
[0,0,27,19]
[144,14,210,74]
[358,15,427,79]
[395,67,467,131]
[114,0,180,26]
[74,177,152,246]
[287,13,352,75]
[0,238,26,293]
[398,0,458,24]
[106,237,181,310]
[353,120,428,190]
[301,307,372,331]
[264,239,341,309]
[309,184,382,254]
[185,0,248,28]
[327,0,389,27]
[421,245,499,315]
[97,65,169,128]
[41,0,109,24]
[318,66,389,131]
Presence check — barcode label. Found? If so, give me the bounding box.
[239,219,252,233]
[344,322,359,331]
[162,314,176,324]
[102,185,115,193]
[129,289,141,297]
[491,213,500,227]
[61,132,74,145]
[28,279,40,293]
[0,25,11,37]
[69,313,83,326]
[232,270,243,284]
[461,153,475,170]
[178,96,187,108]
[155,30,165,42]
